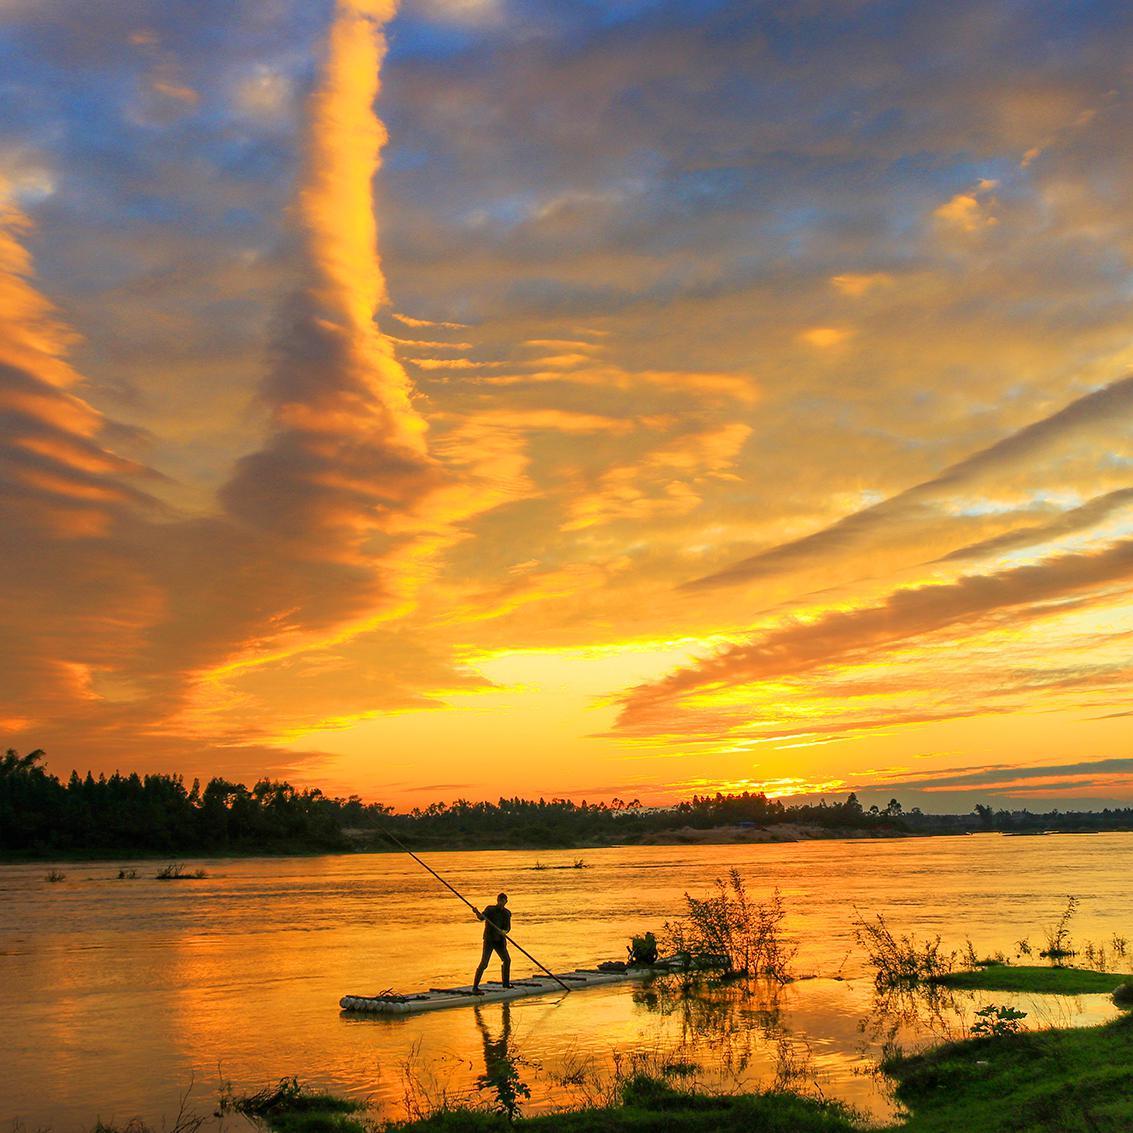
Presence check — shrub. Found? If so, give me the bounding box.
[1081,939,1111,972]
[216,1077,364,1133]
[970,1004,1027,1037]
[1039,895,1078,963]
[852,911,955,988]
[155,862,207,880]
[476,1049,532,1121]
[664,869,796,981]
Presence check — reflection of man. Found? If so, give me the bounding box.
[473,892,511,993]
[475,1001,529,1118]
[475,1000,513,1074]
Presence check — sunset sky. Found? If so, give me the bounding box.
[4,0,1133,811]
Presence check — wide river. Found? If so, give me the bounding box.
[3,834,1132,1129]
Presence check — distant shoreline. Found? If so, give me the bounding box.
[0,823,972,864]
[6,822,1132,866]
[9,753,1133,864]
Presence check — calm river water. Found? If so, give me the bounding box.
[3,834,1131,1129]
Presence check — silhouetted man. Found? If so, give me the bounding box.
[472,892,511,992]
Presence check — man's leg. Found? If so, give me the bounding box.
[473,941,492,991]
[498,943,511,987]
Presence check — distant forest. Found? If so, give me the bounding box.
[3,747,1133,858]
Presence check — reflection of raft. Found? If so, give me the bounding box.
[341,964,659,1015]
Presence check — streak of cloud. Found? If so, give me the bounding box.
[223,0,432,558]
[619,536,1133,736]
[687,374,1133,591]
[935,488,1133,564]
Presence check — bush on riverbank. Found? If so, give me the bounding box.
[155,862,207,880]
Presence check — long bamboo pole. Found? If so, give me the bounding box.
[381,829,572,994]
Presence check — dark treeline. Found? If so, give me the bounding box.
[3,748,1133,858]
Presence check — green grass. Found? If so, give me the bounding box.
[383,1075,862,1133]
[934,965,1131,995]
[885,1011,1133,1132]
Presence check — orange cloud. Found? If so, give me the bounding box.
[564,422,752,531]
[831,272,894,297]
[393,312,468,329]
[799,326,852,348]
[482,363,758,403]
[933,180,999,233]
[0,193,154,538]
[617,537,1133,740]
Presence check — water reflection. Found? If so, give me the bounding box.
[859,983,969,1051]
[638,974,863,1101]
[632,972,787,1080]
[474,1003,533,1118]
[3,836,1132,1128]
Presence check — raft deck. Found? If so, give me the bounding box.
[341,964,659,1015]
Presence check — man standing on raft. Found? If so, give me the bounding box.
[472,892,511,993]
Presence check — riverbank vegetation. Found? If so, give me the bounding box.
[385,1075,863,1132]
[853,911,956,988]
[6,746,1133,859]
[852,894,1133,998]
[885,1010,1133,1131]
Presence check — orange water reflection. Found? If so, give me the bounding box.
[2,835,1130,1128]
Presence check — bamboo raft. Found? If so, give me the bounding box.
[341,963,661,1015]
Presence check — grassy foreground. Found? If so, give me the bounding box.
[401,1083,860,1132]
[887,1010,1133,1132]
[239,1078,862,1133]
